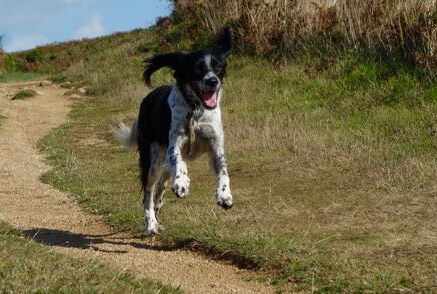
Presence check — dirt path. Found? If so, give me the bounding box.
[0,81,272,293]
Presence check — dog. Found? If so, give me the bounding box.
[113,28,234,235]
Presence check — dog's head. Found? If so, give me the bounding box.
[144,28,233,109]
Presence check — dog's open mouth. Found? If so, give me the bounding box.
[201,91,218,109]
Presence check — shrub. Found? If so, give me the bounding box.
[4,55,19,72]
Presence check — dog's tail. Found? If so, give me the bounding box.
[112,119,139,148]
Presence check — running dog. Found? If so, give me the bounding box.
[113,28,234,235]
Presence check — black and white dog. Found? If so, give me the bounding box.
[113,28,234,235]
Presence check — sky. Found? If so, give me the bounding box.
[0,0,171,52]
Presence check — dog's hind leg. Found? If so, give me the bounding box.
[140,141,161,235]
[143,185,158,235]
[154,170,170,226]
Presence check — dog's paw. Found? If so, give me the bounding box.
[144,219,160,236]
[144,227,159,236]
[172,175,190,198]
[216,189,233,210]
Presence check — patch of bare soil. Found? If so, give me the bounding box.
[0,81,272,293]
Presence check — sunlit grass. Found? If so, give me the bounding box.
[40,37,437,292]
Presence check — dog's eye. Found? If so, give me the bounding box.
[211,58,223,71]
[195,62,207,73]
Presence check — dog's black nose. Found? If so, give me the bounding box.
[206,77,219,88]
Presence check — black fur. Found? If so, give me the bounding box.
[137,86,172,191]
[143,53,184,87]
[211,27,233,59]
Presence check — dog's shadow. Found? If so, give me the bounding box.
[23,228,180,254]
[23,228,260,270]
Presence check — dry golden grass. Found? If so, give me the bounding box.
[170,0,437,75]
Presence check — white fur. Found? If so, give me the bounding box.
[167,84,233,207]
[112,119,138,148]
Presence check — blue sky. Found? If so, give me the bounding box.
[0,0,171,52]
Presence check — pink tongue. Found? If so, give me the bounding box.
[203,92,217,107]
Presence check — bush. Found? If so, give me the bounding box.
[4,55,19,72]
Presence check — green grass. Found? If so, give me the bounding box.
[36,28,437,292]
[0,221,180,293]
[11,89,37,100]
[0,71,42,83]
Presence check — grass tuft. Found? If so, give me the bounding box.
[11,89,37,100]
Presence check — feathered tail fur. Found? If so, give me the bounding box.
[112,119,139,148]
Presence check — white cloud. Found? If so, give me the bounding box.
[4,34,50,52]
[72,13,106,40]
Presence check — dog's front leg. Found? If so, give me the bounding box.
[168,126,190,198]
[210,138,233,209]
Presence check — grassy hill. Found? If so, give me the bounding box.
[2,2,437,292]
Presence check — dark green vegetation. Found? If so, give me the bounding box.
[3,1,437,292]
[0,222,180,293]
[11,89,37,100]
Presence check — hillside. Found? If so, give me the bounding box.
[1,2,437,292]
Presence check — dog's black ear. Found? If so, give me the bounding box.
[211,28,233,60]
[143,52,185,87]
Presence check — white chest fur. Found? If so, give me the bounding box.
[168,84,224,160]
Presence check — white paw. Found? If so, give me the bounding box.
[144,219,160,236]
[216,188,233,210]
[172,174,190,198]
